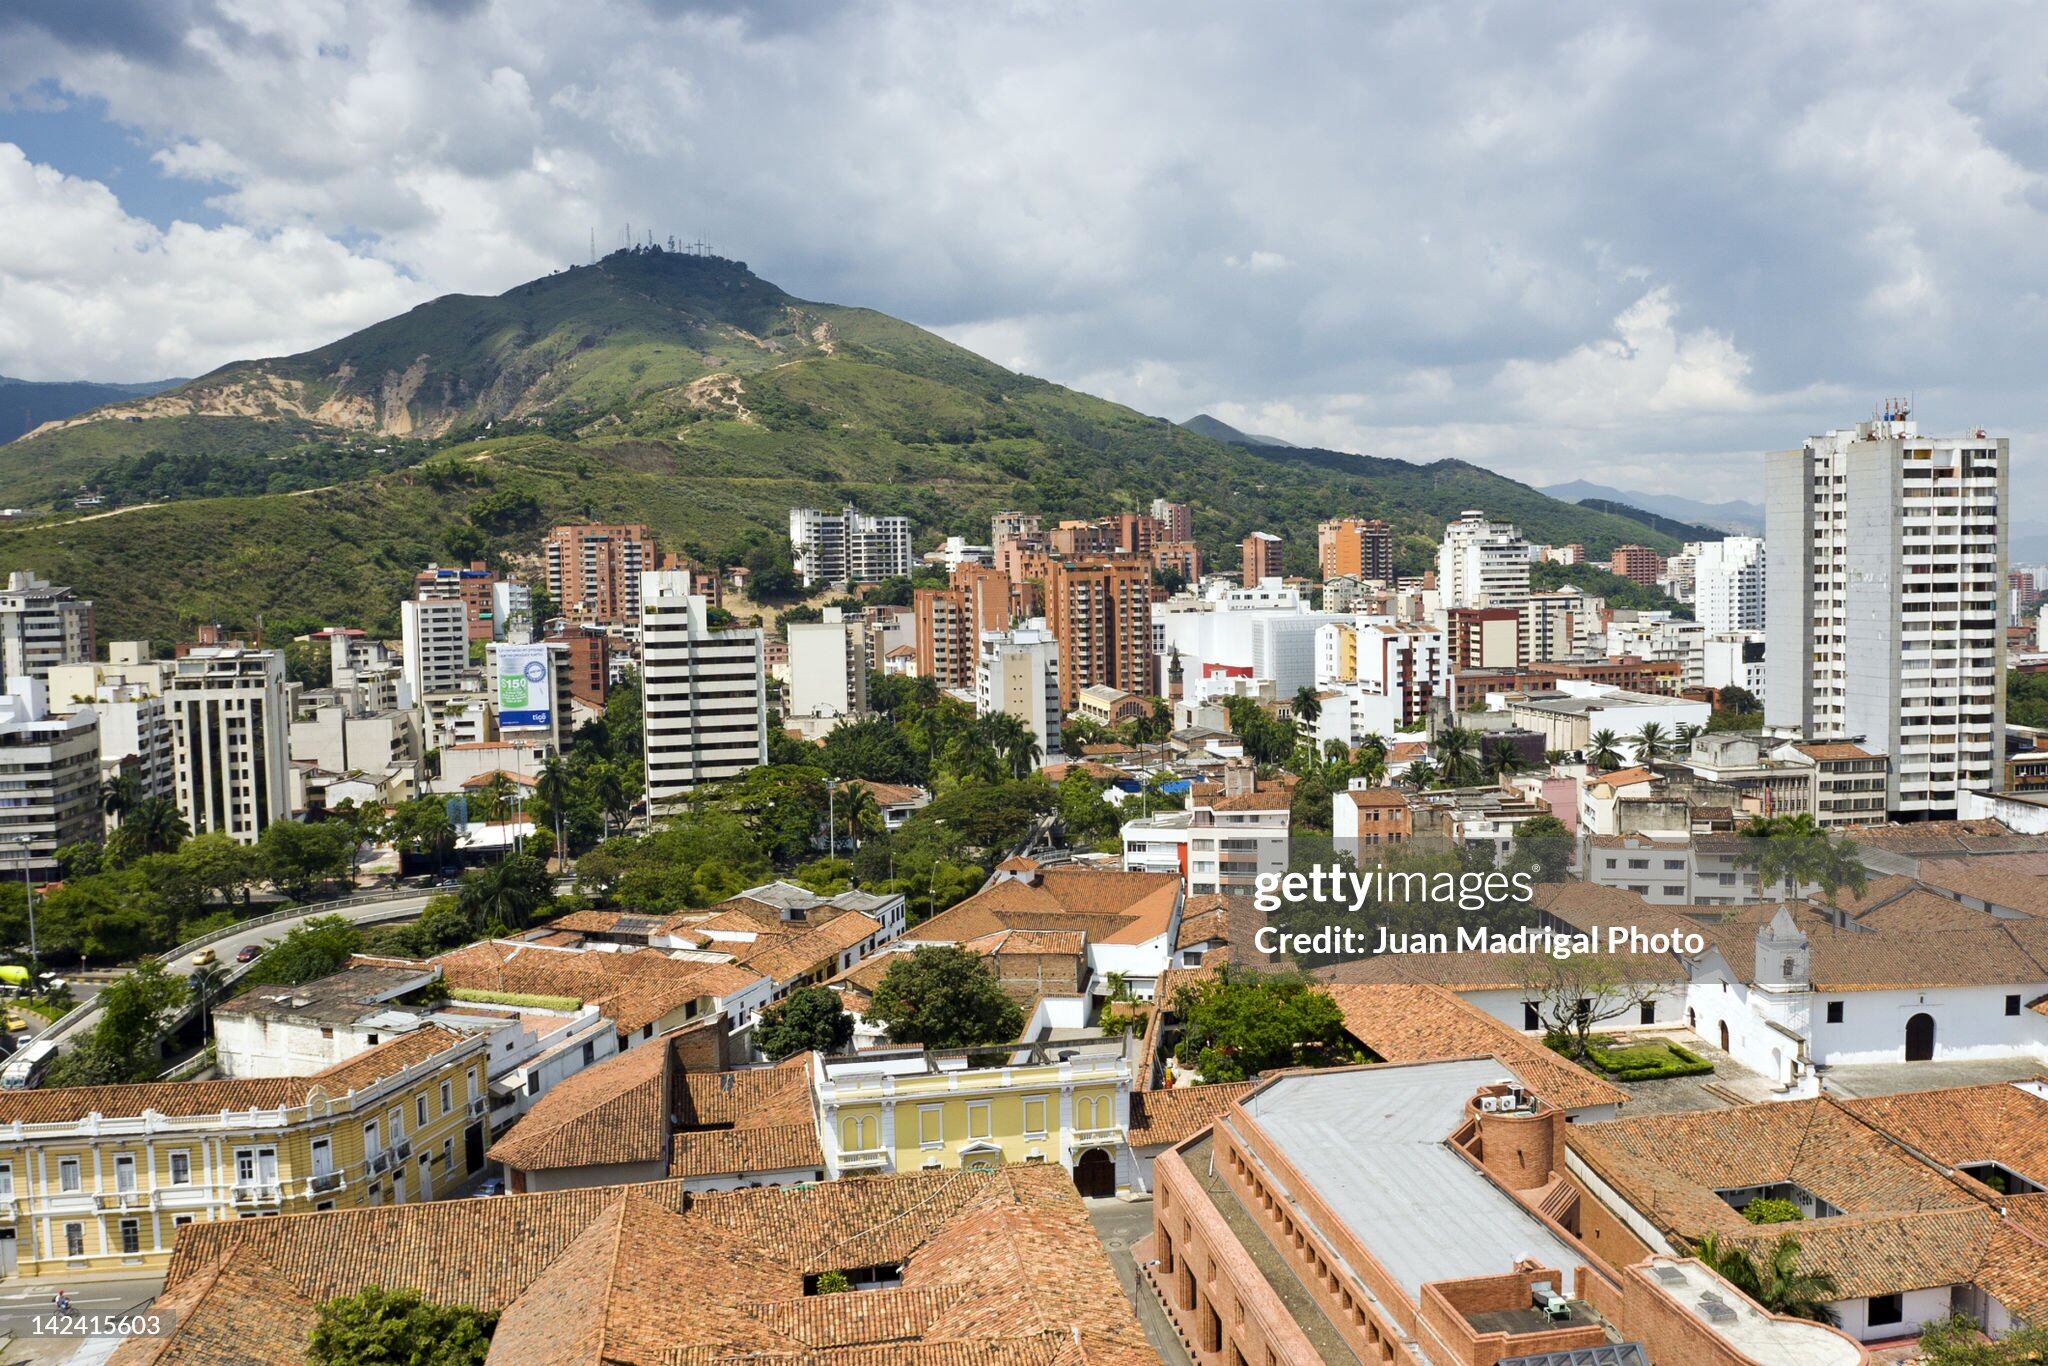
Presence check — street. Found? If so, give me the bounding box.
[0,1274,163,1366]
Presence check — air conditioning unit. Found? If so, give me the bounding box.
[1480,1095,1502,1113]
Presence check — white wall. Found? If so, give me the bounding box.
[1830,1286,1952,1343]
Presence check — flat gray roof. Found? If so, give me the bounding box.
[1239,1058,1585,1302]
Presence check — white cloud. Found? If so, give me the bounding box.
[4,1,2048,505]
[0,143,425,380]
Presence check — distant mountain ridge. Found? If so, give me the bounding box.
[1542,479,1762,534]
[0,248,1687,641]
[0,375,183,444]
[1179,413,1296,448]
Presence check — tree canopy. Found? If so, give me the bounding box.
[866,946,1023,1049]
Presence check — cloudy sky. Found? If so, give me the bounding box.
[3,1,2047,510]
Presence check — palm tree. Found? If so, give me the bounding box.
[840,783,885,848]
[1673,722,1704,753]
[99,773,139,824]
[1481,737,1525,780]
[456,854,552,933]
[1353,746,1388,787]
[1434,726,1479,787]
[1401,757,1439,792]
[1356,732,1388,761]
[1808,833,1868,915]
[1586,729,1625,771]
[1291,686,1323,739]
[1691,1233,1840,1326]
[1633,722,1672,764]
[113,797,190,861]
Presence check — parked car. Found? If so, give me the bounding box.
[235,945,261,964]
[190,948,217,967]
[478,1177,505,1197]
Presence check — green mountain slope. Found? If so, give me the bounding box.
[0,376,182,444]
[0,249,1682,643]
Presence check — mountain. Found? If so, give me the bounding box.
[0,375,183,444]
[1541,479,1762,535]
[1574,498,1727,544]
[0,248,1685,642]
[1179,413,1295,447]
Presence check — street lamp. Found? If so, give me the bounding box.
[824,777,839,861]
[13,836,39,991]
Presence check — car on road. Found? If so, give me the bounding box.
[189,948,217,967]
[236,944,262,964]
[477,1177,505,1197]
[3,1013,25,1035]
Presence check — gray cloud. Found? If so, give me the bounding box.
[2,0,2046,510]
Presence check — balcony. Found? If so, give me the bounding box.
[307,1171,345,1196]
[469,1096,490,1119]
[93,1189,151,1211]
[231,1183,282,1206]
[1068,1126,1127,1150]
[838,1148,891,1172]
[367,1151,392,1175]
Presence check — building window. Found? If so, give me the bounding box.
[172,1215,193,1230]
[967,1102,992,1141]
[0,1162,13,1198]
[114,1154,136,1193]
[365,1119,381,1158]
[58,1157,81,1193]
[917,1107,943,1147]
[168,1151,191,1186]
[118,1219,140,1255]
[1523,1002,1540,1031]
[1023,1097,1048,1137]
[2007,994,2023,1017]
[1825,1001,1844,1024]
[582,1040,596,1066]
[440,1080,453,1115]
[1639,1001,1656,1025]
[415,1095,428,1130]
[1867,1293,1904,1327]
[63,1223,84,1258]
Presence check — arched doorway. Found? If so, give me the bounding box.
[1718,1020,1730,1052]
[1905,1013,1936,1062]
[1687,1008,1696,1031]
[1073,1147,1116,1198]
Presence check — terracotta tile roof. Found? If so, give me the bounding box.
[1915,856,2048,916]
[1564,1097,1979,1242]
[1127,1083,1254,1147]
[1803,923,2048,992]
[668,1121,823,1178]
[1828,873,1925,917]
[142,1166,1149,1366]
[489,1035,675,1171]
[739,911,882,985]
[1596,767,1655,787]
[911,869,1181,949]
[1720,1205,1992,1298]
[1189,781,1294,812]
[1321,982,1626,1112]
[431,939,764,1035]
[108,1254,321,1365]
[1840,1081,2048,1186]
[847,780,928,807]
[0,1027,472,1126]
[1385,741,1428,763]
[1171,894,1272,960]
[1850,887,2011,932]
[1790,742,1877,762]
[1346,786,1409,808]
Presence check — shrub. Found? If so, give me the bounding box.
[448,988,582,1012]
[1742,1197,1804,1225]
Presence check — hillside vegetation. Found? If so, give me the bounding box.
[0,249,1683,642]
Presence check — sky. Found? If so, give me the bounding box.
[3,1,2048,512]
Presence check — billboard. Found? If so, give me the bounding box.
[496,643,554,730]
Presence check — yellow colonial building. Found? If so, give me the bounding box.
[813,1037,1134,1196]
[0,1024,490,1279]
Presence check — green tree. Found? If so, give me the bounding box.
[177,831,261,908]
[242,915,363,987]
[48,959,189,1086]
[1742,1197,1804,1225]
[1916,1314,2048,1363]
[1433,726,1480,787]
[1507,814,1573,883]
[258,820,355,901]
[309,1285,497,1366]
[1688,1232,1839,1325]
[755,986,855,1060]
[1633,721,1672,763]
[1170,967,1353,1083]
[37,871,172,962]
[454,854,551,933]
[1585,729,1625,770]
[867,946,1024,1049]
[109,796,190,863]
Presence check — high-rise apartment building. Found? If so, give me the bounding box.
[543,524,658,626]
[1037,557,1154,707]
[1241,532,1283,586]
[0,572,94,687]
[913,564,1010,690]
[168,646,291,842]
[640,571,768,809]
[1693,536,1766,636]
[1317,518,1394,583]
[790,505,914,589]
[0,678,102,877]
[413,562,501,642]
[401,597,472,705]
[786,608,870,733]
[1607,544,1665,588]
[1437,512,1530,610]
[1149,499,1192,544]
[1518,589,1601,665]
[976,625,1062,761]
[1765,413,2006,817]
